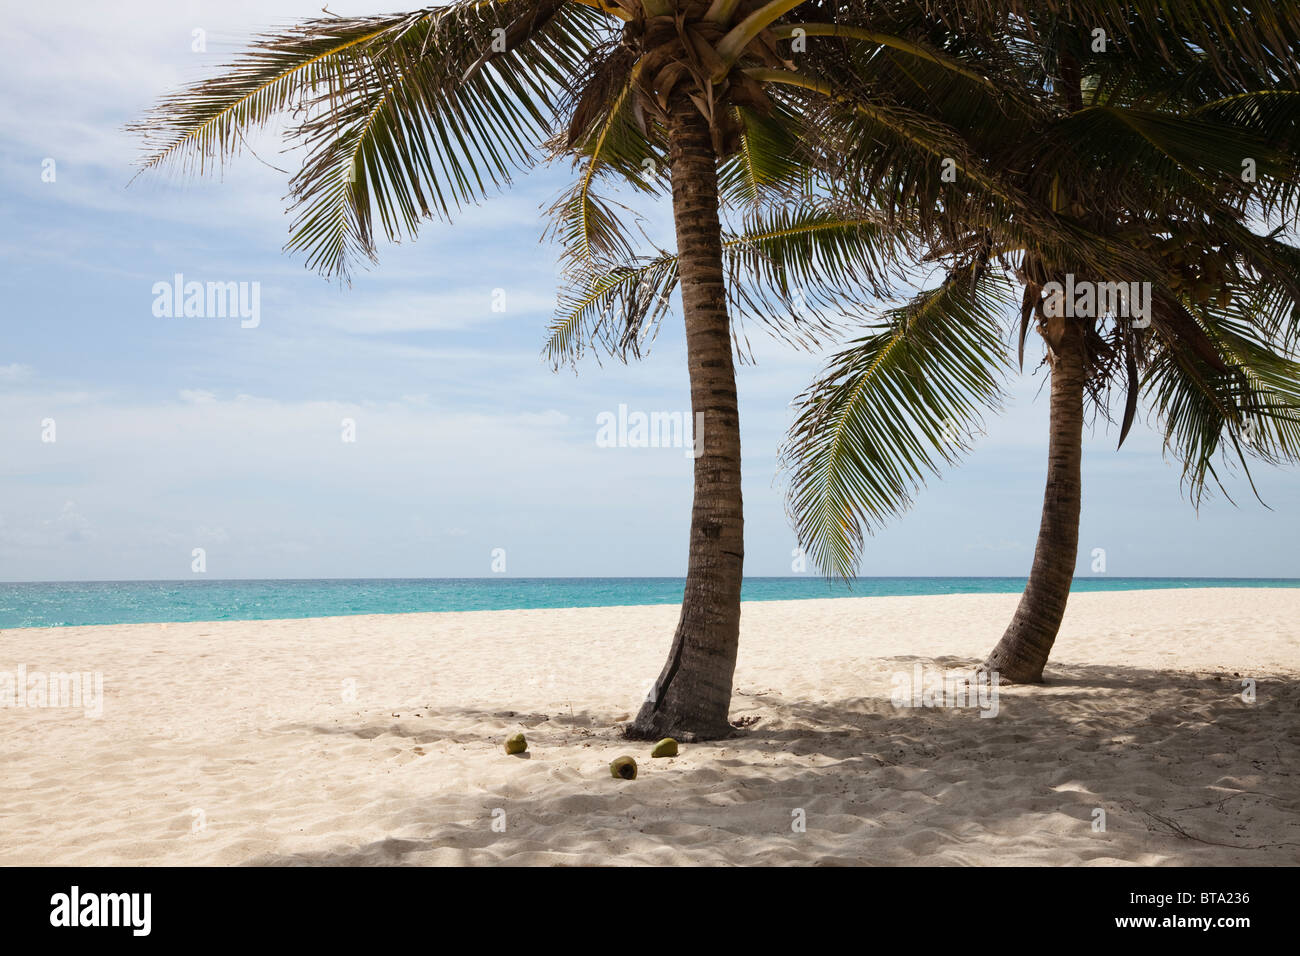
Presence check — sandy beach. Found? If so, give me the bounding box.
[2,588,1297,866]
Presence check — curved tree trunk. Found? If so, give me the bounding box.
[626,90,743,741]
[983,323,1086,683]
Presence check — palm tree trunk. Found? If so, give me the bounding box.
[626,91,743,741]
[983,325,1086,683]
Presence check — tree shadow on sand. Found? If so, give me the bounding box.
[244,660,1300,866]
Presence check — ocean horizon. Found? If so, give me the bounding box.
[1,575,1297,629]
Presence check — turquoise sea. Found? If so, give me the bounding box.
[0,576,1296,629]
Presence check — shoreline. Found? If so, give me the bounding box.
[3,583,1300,635]
[3,579,1299,631]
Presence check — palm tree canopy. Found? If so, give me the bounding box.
[129,1,1300,272]
[777,3,1300,578]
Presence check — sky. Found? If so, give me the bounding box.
[0,0,1296,582]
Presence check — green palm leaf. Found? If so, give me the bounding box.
[133,1,613,277]
[544,199,910,365]
[782,266,1014,578]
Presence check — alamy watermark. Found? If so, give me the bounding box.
[152,274,260,328]
[890,663,1000,718]
[50,886,150,936]
[0,665,103,718]
[1043,274,1151,328]
[596,404,704,459]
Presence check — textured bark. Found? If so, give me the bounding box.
[983,323,1086,683]
[626,91,743,741]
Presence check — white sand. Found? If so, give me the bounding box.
[2,588,1297,866]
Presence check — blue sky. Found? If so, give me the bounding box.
[0,0,1296,582]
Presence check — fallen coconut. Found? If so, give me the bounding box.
[650,738,678,758]
[609,755,637,779]
[504,732,527,755]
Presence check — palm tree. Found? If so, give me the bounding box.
[980,7,1300,681]
[130,0,1054,738]
[782,5,1300,683]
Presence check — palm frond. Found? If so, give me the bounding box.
[723,199,910,350]
[1147,304,1300,505]
[782,265,1015,578]
[545,198,913,365]
[716,105,809,207]
[133,1,614,277]
[130,11,425,175]
[546,251,679,366]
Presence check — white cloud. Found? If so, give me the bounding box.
[515,410,570,426]
[0,363,33,383]
[319,289,558,334]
